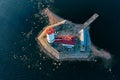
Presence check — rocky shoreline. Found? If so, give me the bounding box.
[36,8,111,61]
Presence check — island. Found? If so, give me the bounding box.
[36,8,111,61]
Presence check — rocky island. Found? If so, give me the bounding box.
[36,8,111,61]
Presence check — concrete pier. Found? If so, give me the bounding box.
[83,13,99,29]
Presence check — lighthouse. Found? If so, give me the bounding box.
[45,27,55,43]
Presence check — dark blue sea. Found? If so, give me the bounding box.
[0,0,120,80]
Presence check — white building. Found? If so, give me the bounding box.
[45,27,55,43]
[79,29,87,51]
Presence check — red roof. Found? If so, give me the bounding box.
[45,27,54,34]
[54,36,76,45]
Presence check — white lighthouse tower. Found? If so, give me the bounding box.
[45,27,55,43]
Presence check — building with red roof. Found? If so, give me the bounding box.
[45,27,55,43]
[54,35,76,48]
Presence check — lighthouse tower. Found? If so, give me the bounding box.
[45,27,55,43]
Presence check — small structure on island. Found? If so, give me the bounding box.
[54,36,76,48]
[79,29,87,51]
[45,27,55,43]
